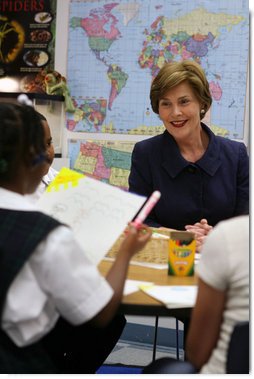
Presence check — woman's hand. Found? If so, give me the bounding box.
[185,219,213,252]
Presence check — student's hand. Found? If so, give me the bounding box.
[120,223,152,258]
[95,224,151,327]
[185,219,213,252]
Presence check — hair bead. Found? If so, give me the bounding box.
[17,94,33,107]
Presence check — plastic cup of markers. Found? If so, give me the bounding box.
[168,231,196,276]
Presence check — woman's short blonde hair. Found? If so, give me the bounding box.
[150,60,212,119]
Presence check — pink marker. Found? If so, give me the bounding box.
[132,190,161,229]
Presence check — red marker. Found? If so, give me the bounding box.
[132,191,161,229]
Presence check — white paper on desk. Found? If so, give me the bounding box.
[37,168,146,265]
[124,280,153,296]
[140,285,198,308]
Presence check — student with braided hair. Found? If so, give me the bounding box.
[0,99,152,374]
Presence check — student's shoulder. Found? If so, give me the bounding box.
[205,216,249,255]
[33,210,63,227]
[216,214,249,234]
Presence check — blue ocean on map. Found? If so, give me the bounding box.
[67,0,249,140]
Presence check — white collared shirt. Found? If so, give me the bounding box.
[0,188,113,347]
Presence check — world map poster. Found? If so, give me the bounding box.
[66,0,249,140]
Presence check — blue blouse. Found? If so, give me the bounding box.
[128,123,249,230]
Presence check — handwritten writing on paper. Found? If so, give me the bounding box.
[37,168,146,264]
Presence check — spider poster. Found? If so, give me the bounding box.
[0,0,57,93]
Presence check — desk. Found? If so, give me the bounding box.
[98,259,197,318]
[99,260,197,359]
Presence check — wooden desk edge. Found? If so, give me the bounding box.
[99,259,197,318]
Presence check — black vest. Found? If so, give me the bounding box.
[0,209,63,373]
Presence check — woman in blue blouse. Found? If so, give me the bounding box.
[129,60,249,251]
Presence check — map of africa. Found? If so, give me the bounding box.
[67,0,248,139]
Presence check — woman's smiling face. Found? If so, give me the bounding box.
[158,81,203,139]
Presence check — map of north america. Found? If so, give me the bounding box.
[67,1,248,138]
[67,0,248,187]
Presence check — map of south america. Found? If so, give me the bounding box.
[70,3,128,111]
[67,0,248,188]
[67,1,248,138]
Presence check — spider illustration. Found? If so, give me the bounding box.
[0,16,25,63]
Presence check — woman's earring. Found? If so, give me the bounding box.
[200,109,205,116]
